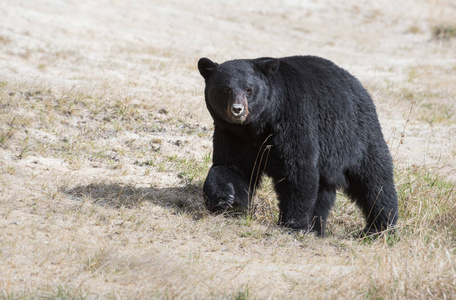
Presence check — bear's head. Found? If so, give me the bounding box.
[198,57,279,125]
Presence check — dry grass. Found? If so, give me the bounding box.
[1,0,456,299]
[1,80,455,299]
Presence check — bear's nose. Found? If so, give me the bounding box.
[231,104,244,116]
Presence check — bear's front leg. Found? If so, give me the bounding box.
[203,166,252,213]
[275,172,319,232]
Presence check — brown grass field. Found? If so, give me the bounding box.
[1,0,456,299]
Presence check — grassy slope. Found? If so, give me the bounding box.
[0,83,455,299]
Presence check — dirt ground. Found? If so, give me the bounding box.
[1,0,455,299]
[2,0,455,177]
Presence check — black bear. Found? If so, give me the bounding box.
[198,56,398,237]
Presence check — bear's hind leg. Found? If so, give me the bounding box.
[312,182,336,237]
[203,166,253,213]
[345,160,398,235]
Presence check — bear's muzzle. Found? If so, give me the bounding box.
[227,95,249,124]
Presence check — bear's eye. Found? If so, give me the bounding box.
[221,88,231,94]
[246,88,252,94]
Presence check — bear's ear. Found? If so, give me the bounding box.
[255,58,280,78]
[198,57,218,80]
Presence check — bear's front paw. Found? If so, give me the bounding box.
[205,193,235,213]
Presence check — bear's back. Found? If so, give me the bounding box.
[276,55,377,128]
[271,56,382,186]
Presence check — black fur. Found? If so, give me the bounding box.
[198,56,398,237]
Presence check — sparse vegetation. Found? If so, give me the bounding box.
[1,78,455,299]
[432,24,456,40]
[1,1,456,299]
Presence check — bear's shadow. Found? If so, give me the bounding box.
[63,182,207,219]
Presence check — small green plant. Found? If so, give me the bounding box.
[407,25,422,34]
[201,151,212,164]
[233,286,250,300]
[16,137,32,160]
[84,249,108,272]
[0,129,14,148]
[432,24,456,40]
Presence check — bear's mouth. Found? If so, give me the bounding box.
[230,115,247,124]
